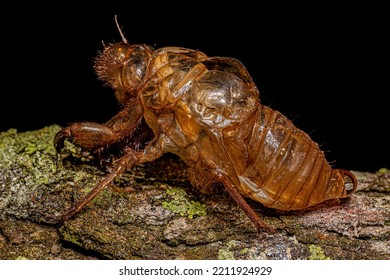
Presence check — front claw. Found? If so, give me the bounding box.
[54,122,117,154]
[54,127,72,153]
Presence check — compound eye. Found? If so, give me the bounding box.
[113,43,130,62]
[116,47,126,60]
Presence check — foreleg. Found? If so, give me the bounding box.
[54,98,144,153]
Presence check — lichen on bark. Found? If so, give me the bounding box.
[0,125,389,259]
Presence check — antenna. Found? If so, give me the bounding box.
[115,15,128,43]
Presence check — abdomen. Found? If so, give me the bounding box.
[237,106,357,210]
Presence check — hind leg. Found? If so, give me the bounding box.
[188,160,275,233]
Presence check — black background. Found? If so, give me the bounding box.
[1,3,388,173]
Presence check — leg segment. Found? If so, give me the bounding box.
[188,160,274,233]
[54,122,116,152]
[218,175,275,233]
[59,135,167,223]
[60,151,138,222]
[54,98,145,154]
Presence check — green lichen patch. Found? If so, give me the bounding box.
[218,248,235,260]
[373,168,390,193]
[218,240,240,260]
[217,240,268,260]
[307,244,330,260]
[0,125,62,184]
[162,187,207,219]
[0,125,100,222]
[376,168,389,176]
[0,125,60,161]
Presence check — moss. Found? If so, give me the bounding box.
[162,187,207,219]
[307,244,330,260]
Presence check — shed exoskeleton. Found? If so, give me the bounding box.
[54,24,357,233]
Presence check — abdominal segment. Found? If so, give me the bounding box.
[238,106,354,210]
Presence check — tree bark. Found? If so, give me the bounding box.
[0,125,389,259]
